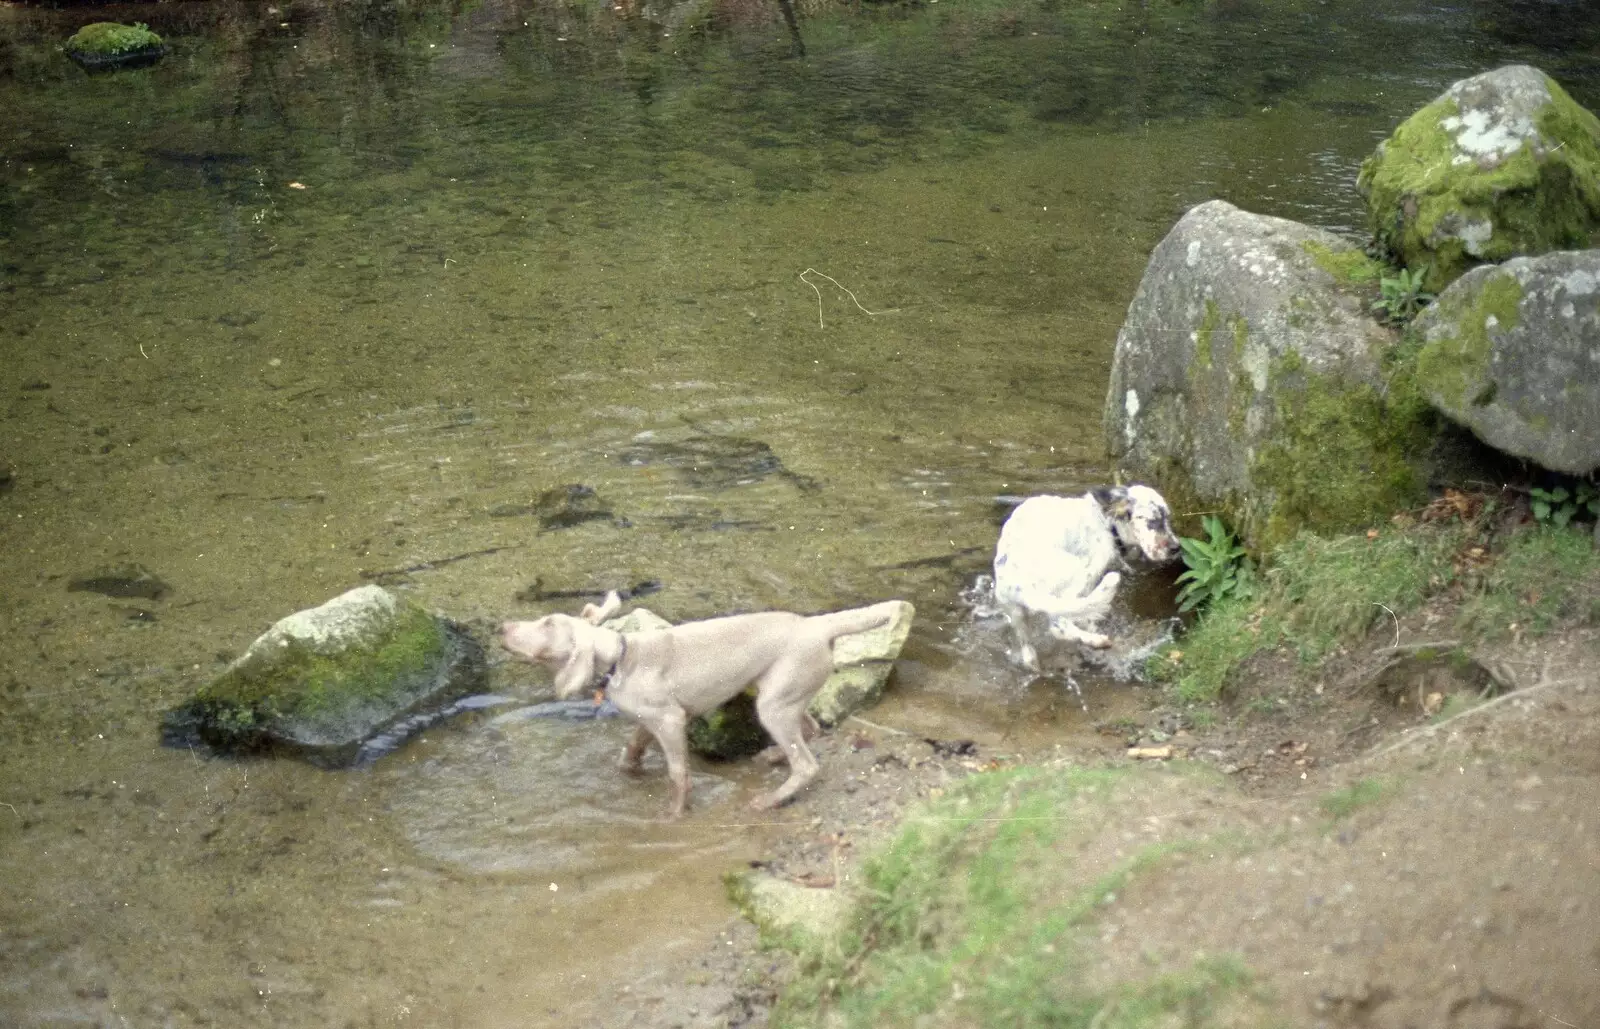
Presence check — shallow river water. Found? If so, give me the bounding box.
[2,0,1597,1024]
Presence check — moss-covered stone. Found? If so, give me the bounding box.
[1413,270,1525,409]
[67,22,162,55]
[1411,250,1600,473]
[725,868,853,947]
[1248,352,1435,552]
[162,586,485,765]
[64,22,165,69]
[687,689,770,761]
[1300,240,1387,287]
[1357,66,1600,292]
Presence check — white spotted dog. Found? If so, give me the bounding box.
[992,485,1181,671]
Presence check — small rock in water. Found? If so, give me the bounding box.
[616,435,820,492]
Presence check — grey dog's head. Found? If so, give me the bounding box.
[501,615,596,698]
[1094,484,1180,563]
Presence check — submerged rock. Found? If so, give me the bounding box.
[534,483,615,530]
[1104,199,1431,550]
[1412,249,1600,474]
[617,435,820,491]
[161,585,485,766]
[725,868,853,945]
[1358,65,1600,291]
[68,563,170,600]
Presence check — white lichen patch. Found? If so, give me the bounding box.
[1559,269,1598,296]
[248,585,401,657]
[1185,240,1203,268]
[1442,109,1532,165]
[1124,389,1141,447]
[1457,218,1495,257]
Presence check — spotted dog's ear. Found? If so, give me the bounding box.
[1092,486,1131,520]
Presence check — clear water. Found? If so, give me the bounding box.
[2,0,1596,1023]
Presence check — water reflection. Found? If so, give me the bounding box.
[388,714,738,877]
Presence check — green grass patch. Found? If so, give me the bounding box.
[1318,777,1390,820]
[1160,517,1600,705]
[1458,525,1600,639]
[773,765,1263,1029]
[1155,522,1467,703]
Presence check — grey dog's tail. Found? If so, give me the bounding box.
[811,600,910,640]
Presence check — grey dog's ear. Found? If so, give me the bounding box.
[1092,485,1130,519]
[551,622,597,699]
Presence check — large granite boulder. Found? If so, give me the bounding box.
[1357,65,1600,292]
[1104,200,1433,551]
[1412,249,1600,474]
[162,585,485,766]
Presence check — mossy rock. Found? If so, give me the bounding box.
[161,585,486,766]
[725,868,853,947]
[65,23,166,70]
[1412,250,1600,474]
[1105,200,1436,552]
[688,689,770,761]
[1357,65,1600,292]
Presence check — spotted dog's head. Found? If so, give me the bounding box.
[1094,484,1180,563]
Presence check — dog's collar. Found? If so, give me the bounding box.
[596,634,628,695]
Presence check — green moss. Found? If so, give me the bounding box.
[65,22,163,56]
[1319,777,1391,820]
[1225,314,1252,436]
[198,603,446,732]
[1248,354,1433,551]
[1358,75,1600,291]
[1414,269,1524,409]
[1300,240,1386,287]
[687,688,769,760]
[1193,298,1220,371]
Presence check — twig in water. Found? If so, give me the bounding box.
[799,268,896,329]
[847,714,912,737]
[360,545,516,584]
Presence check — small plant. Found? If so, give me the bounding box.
[1175,515,1253,613]
[1319,777,1389,819]
[1530,481,1599,527]
[1372,265,1435,324]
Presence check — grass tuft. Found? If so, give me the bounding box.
[1458,525,1600,639]
[1156,521,1474,703]
[773,766,1263,1029]
[1319,777,1390,820]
